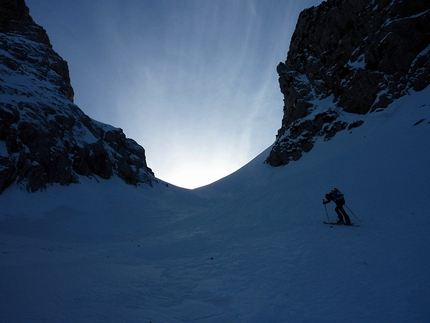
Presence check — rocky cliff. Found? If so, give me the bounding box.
[268,0,430,166]
[0,0,154,193]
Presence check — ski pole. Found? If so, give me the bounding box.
[323,201,330,222]
[345,204,362,222]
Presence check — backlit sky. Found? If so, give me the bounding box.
[26,0,323,189]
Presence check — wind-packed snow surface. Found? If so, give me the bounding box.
[1,88,430,322]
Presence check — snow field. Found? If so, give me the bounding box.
[1,88,430,322]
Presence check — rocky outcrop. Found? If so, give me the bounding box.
[0,0,154,193]
[268,0,430,166]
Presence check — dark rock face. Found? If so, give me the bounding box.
[268,0,430,166]
[0,0,154,193]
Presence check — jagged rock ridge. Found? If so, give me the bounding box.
[268,0,430,166]
[0,0,154,193]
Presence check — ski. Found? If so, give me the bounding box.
[324,221,360,227]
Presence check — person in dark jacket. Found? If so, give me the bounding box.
[323,188,351,225]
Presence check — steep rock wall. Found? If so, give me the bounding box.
[268,0,430,166]
[0,0,154,193]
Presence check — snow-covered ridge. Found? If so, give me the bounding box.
[268,0,430,166]
[0,0,155,193]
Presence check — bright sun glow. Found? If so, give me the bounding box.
[162,161,240,189]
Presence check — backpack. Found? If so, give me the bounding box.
[331,188,344,202]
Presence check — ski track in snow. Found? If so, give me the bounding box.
[1,88,430,322]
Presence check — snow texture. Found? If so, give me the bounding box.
[1,88,430,322]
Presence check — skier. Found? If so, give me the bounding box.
[323,188,351,225]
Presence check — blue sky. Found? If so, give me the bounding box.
[25,0,323,189]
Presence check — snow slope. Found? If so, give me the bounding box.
[1,88,430,322]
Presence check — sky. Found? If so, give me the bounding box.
[25,0,323,189]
